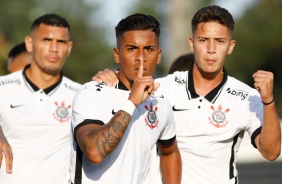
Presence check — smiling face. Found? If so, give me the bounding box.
[189,22,235,77]
[25,23,73,76]
[114,30,161,88]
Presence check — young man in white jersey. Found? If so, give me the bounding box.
[70,13,181,184]
[0,14,81,184]
[93,5,281,183]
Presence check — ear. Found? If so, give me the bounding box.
[25,36,33,52]
[188,37,194,52]
[227,40,236,55]
[113,48,120,64]
[157,49,162,64]
[67,41,73,57]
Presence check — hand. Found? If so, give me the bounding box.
[129,59,159,106]
[92,69,119,87]
[0,126,13,174]
[252,70,274,103]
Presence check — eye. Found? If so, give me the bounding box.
[144,46,154,51]
[58,40,68,44]
[199,38,207,42]
[217,39,225,43]
[43,38,52,42]
[128,47,136,51]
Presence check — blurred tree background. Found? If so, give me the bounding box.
[0,0,281,116]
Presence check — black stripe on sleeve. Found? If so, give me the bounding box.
[157,135,176,145]
[74,145,83,184]
[251,126,262,149]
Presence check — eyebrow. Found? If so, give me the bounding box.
[197,36,227,40]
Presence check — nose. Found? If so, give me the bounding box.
[207,40,216,54]
[49,40,59,52]
[135,49,146,63]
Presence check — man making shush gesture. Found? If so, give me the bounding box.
[70,13,181,184]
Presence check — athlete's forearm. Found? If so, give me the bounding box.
[77,110,131,164]
[159,141,182,184]
[259,102,281,160]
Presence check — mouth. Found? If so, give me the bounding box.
[135,68,146,75]
[206,59,216,64]
[47,55,60,62]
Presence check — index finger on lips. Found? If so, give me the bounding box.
[137,58,144,78]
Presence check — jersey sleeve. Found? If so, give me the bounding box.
[245,90,263,148]
[158,98,176,142]
[71,83,106,133]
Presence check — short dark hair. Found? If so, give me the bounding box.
[8,42,27,58]
[115,13,161,39]
[31,13,70,32]
[192,5,235,34]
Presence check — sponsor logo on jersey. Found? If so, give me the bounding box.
[0,79,21,86]
[172,105,189,111]
[53,101,71,123]
[95,82,106,91]
[226,88,248,100]
[175,76,185,84]
[144,103,159,129]
[208,104,230,128]
[63,83,79,91]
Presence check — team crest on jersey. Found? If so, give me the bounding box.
[144,103,159,129]
[208,104,230,128]
[53,101,71,123]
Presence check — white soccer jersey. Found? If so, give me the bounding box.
[70,81,176,184]
[155,69,263,184]
[0,66,81,184]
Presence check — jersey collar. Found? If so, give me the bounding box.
[187,67,228,102]
[22,64,63,94]
[115,81,129,91]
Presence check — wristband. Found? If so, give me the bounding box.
[120,100,136,116]
[262,98,275,105]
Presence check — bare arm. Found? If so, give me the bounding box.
[253,70,281,160]
[0,125,13,174]
[76,110,131,164]
[158,140,182,184]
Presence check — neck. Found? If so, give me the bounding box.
[192,67,224,96]
[25,65,61,89]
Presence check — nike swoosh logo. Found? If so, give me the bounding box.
[112,109,117,115]
[10,104,25,108]
[172,105,189,111]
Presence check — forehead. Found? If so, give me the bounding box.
[31,24,70,40]
[119,30,158,46]
[194,22,231,37]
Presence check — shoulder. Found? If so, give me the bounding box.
[155,71,188,96]
[227,76,258,94]
[224,76,260,101]
[0,71,22,89]
[156,71,188,85]
[61,76,82,92]
[75,81,109,98]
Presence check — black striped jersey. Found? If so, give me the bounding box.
[0,66,81,184]
[155,69,263,183]
[70,81,176,184]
